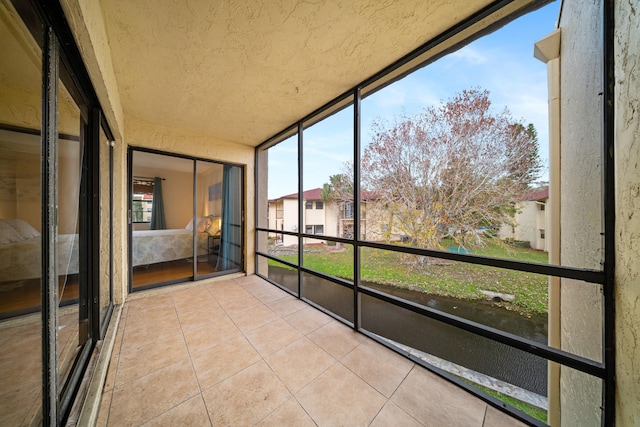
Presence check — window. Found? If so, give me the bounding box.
[316,201,324,209]
[305,225,323,234]
[255,1,612,425]
[343,202,354,219]
[132,177,154,223]
[305,201,313,209]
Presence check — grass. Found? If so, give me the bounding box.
[269,239,549,315]
[461,379,548,423]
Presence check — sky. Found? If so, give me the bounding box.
[268,1,560,200]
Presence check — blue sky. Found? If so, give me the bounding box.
[268,1,560,199]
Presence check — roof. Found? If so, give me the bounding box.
[279,188,323,200]
[274,188,379,201]
[521,186,549,201]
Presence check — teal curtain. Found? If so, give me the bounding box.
[216,165,242,270]
[150,177,166,230]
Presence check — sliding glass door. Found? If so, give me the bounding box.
[130,149,243,290]
[1,1,113,423]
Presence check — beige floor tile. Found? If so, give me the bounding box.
[240,279,288,303]
[115,331,189,386]
[126,292,174,309]
[217,294,262,316]
[267,296,307,317]
[245,318,304,356]
[174,301,227,331]
[296,363,386,426]
[308,320,365,359]
[108,358,199,427]
[391,366,486,427]
[255,396,315,427]
[170,286,214,308]
[95,389,112,427]
[284,306,332,335]
[234,275,266,287]
[202,361,291,426]
[265,337,336,393]
[183,315,241,355]
[207,282,251,301]
[252,286,289,304]
[144,394,211,426]
[482,405,528,427]
[228,303,278,333]
[191,336,261,390]
[124,303,177,327]
[120,314,183,352]
[204,279,240,294]
[371,401,423,427]
[341,338,414,398]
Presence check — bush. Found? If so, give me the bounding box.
[504,238,531,248]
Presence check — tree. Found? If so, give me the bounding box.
[361,88,542,250]
[321,172,354,204]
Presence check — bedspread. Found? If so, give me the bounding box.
[132,229,209,267]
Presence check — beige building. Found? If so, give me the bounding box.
[0,0,638,426]
[268,188,340,246]
[500,187,549,251]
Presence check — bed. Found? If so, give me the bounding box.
[0,216,220,282]
[132,228,209,266]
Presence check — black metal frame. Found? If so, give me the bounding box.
[254,0,615,425]
[601,0,616,424]
[41,23,59,426]
[127,146,246,293]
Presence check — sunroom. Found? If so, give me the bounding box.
[0,0,638,426]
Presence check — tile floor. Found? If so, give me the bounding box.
[97,275,526,426]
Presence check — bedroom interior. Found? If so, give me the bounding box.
[0,127,82,319]
[129,149,243,290]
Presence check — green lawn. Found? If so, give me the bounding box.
[270,240,549,314]
[461,380,548,423]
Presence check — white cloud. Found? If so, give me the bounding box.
[448,45,490,65]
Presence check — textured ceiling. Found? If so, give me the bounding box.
[100,0,494,147]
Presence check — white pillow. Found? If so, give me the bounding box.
[185,217,211,233]
[0,219,24,244]
[6,218,40,240]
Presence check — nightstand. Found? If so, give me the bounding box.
[208,235,220,256]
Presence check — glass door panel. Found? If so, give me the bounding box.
[215,165,243,272]
[131,151,194,288]
[0,3,43,424]
[57,67,84,392]
[195,160,223,277]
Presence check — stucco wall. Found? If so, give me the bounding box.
[303,201,325,227]
[282,199,299,246]
[60,0,124,140]
[500,201,538,247]
[126,117,256,276]
[614,0,640,424]
[558,0,604,425]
